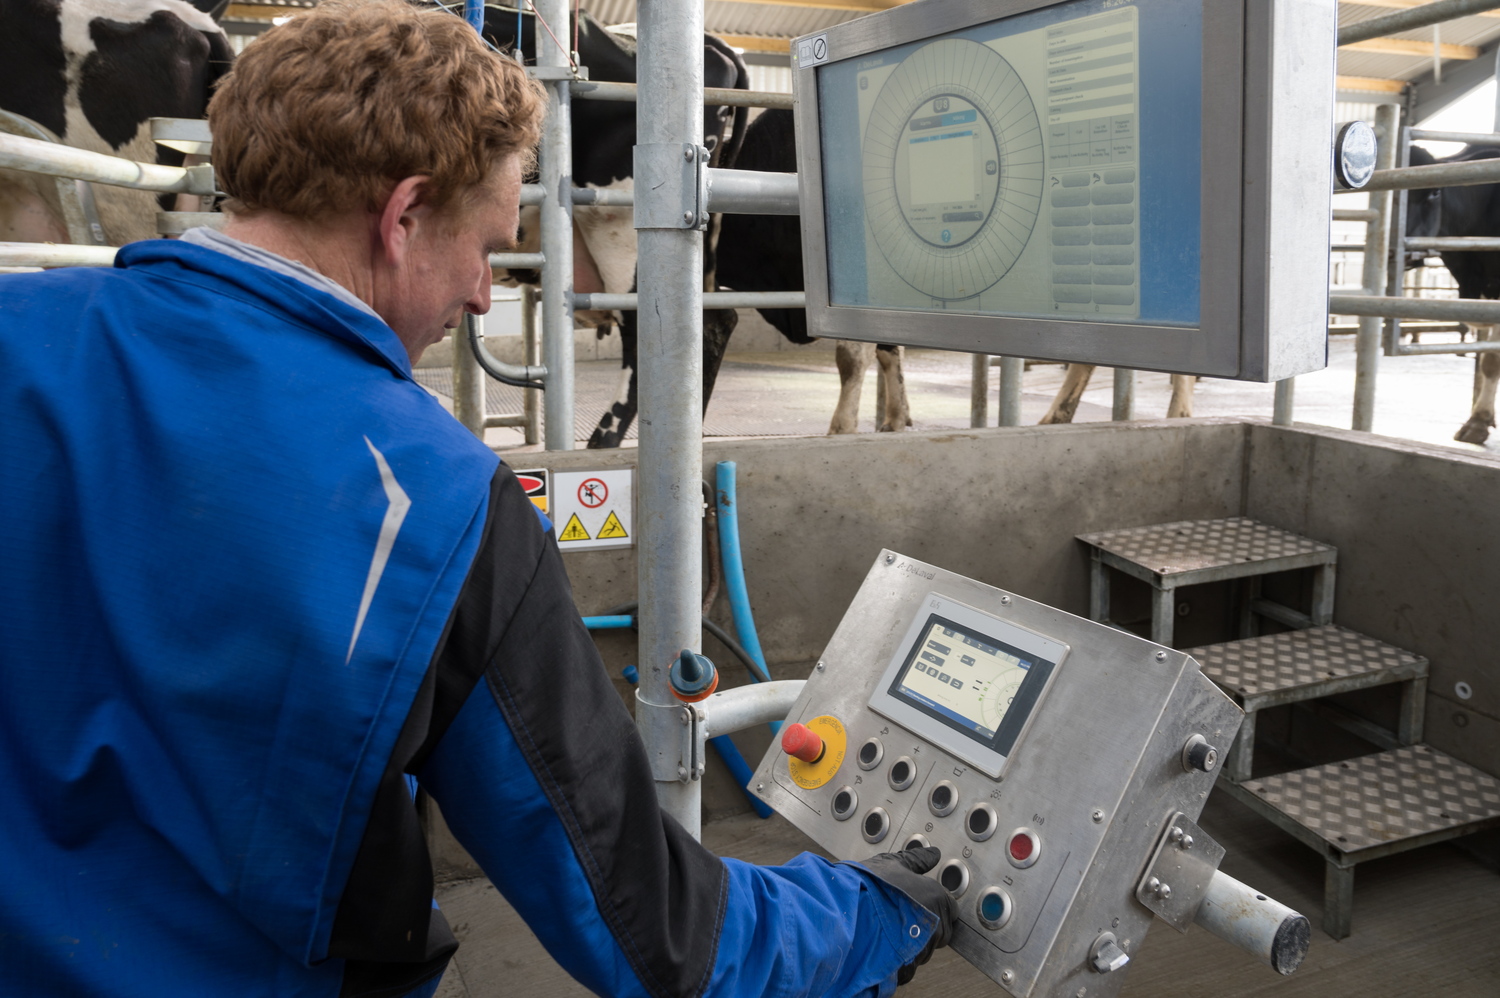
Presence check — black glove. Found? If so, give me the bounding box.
[856,846,958,986]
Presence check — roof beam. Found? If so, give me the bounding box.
[1409,41,1499,122]
[1341,37,1480,58]
[717,34,793,53]
[709,0,908,10]
[1336,75,1409,93]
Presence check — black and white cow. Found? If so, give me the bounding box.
[476,8,749,448]
[0,0,234,247]
[1406,144,1500,445]
[714,108,912,437]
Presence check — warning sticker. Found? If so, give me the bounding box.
[559,513,591,542]
[552,469,634,550]
[513,468,549,515]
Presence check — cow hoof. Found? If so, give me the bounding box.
[1454,417,1493,445]
[587,430,623,449]
[877,420,906,433]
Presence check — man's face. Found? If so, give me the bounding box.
[382,155,523,363]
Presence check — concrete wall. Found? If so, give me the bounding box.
[439,419,1498,842]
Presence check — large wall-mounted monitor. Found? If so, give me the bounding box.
[791,0,1334,381]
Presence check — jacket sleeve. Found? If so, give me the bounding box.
[415,467,936,998]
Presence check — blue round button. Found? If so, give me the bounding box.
[941,229,952,243]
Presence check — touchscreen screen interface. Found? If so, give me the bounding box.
[890,614,1055,753]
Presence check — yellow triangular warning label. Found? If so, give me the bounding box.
[559,513,591,542]
[597,510,629,539]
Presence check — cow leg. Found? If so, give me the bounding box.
[875,344,912,431]
[588,307,639,449]
[1167,375,1198,418]
[1456,324,1499,444]
[703,308,738,406]
[1040,364,1096,424]
[830,340,875,434]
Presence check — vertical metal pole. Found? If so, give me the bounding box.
[1353,103,1398,432]
[1272,377,1294,425]
[453,315,486,437]
[635,0,704,838]
[522,285,540,445]
[998,356,1023,426]
[1112,367,1135,421]
[970,354,989,428]
[537,0,575,450]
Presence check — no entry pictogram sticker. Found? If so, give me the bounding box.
[578,478,608,508]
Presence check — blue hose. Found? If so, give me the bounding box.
[619,667,772,818]
[463,0,485,34]
[716,462,781,735]
[582,614,634,630]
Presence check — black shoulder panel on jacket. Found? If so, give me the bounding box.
[459,468,730,998]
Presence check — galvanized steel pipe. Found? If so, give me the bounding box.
[969,354,989,428]
[0,132,214,196]
[1363,156,1500,191]
[1337,0,1500,47]
[574,290,805,310]
[536,0,575,450]
[634,0,707,838]
[570,79,794,110]
[698,681,805,739]
[1404,236,1500,251]
[1354,104,1399,433]
[1112,368,1136,421]
[705,169,800,215]
[453,314,487,436]
[1408,127,1500,145]
[997,357,1024,426]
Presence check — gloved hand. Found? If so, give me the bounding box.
[856,846,958,986]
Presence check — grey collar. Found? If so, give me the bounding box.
[180,227,383,322]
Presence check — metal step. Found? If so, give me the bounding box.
[1189,625,1429,783]
[1220,745,1500,939]
[1077,517,1337,648]
[1187,624,1427,712]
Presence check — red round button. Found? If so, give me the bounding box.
[1009,832,1033,862]
[781,723,825,763]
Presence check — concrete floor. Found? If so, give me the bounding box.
[462,330,1500,459]
[431,784,1500,998]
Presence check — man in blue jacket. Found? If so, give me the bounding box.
[0,2,955,996]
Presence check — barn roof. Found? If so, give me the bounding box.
[218,0,1500,119]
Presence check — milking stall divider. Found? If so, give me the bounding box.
[4,1,1500,994]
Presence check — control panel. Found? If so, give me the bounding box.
[751,551,1244,998]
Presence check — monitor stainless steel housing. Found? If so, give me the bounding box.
[790,0,1334,381]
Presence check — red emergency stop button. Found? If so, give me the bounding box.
[1007,827,1040,869]
[781,723,826,763]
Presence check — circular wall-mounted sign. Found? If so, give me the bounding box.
[862,38,1044,301]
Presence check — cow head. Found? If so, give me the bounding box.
[1404,144,1442,267]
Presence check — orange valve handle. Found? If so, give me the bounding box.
[781,723,826,764]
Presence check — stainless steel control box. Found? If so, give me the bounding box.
[750,551,1243,998]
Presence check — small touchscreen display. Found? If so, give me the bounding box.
[890,614,1054,752]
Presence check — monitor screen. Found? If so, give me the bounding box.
[889,614,1055,753]
[816,0,1202,327]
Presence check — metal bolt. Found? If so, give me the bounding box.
[1180,834,1194,850]
[1000,595,1012,606]
[816,661,826,671]
[1155,650,1168,662]
[756,783,765,793]
[677,765,688,780]
[1158,883,1172,899]
[680,711,690,725]
[884,553,896,564]
[1000,970,1014,985]
[1091,808,1105,823]
[682,210,694,223]
[1111,917,1120,928]
[1169,826,1184,843]
[1146,877,1160,893]
[685,147,695,161]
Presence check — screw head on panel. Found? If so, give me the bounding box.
[1000,595,1011,606]
[683,210,694,223]
[1091,808,1105,823]
[677,765,687,780]
[1000,970,1014,985]
[684,147,695,161]
[756,783,765,793]
[885,553,896,564]
[1155,650,1168,662]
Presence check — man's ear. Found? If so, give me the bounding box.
[378,176,434,268]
